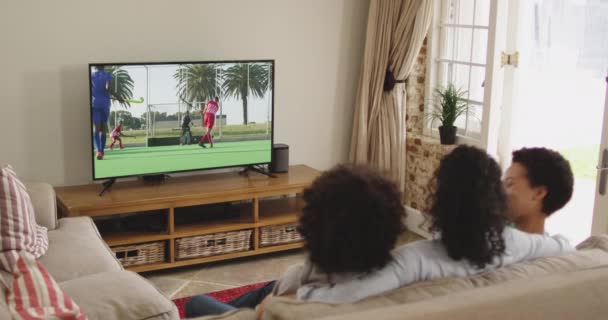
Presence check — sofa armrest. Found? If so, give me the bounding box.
[60,271,180,320]
[24,182,57,230]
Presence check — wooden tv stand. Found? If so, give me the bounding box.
[54,165,320,272]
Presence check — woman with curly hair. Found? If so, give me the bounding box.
[185,164,406,317]
[295,145,574,303]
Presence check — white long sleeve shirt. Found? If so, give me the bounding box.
[294,227,573,303]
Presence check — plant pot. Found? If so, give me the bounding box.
[438,126,457,145]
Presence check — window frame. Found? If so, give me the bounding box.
[423,0,495,146]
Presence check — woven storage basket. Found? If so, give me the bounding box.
[176,229,253,260]
[112,241,166,267]
[260,223,303,247]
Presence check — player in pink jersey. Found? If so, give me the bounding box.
[198,96,219,148]
[109,121,125,150]
[109,121,134,150]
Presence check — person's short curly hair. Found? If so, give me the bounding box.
[430,145,506,269]
[298,164,406,274]
[512,147,574,216]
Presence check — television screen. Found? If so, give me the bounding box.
[89,60,274,180]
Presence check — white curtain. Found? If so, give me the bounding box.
[350,0,433,191]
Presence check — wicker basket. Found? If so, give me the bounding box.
[260,223,303,247]
[176,229,253,260]
[112,241,166,267]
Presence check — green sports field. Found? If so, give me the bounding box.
[94,140,271,179]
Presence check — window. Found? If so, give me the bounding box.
[426,0,492,140]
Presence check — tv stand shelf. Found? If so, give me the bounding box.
[54,165,319,272]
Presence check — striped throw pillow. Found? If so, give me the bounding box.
[5,252,87,320]
[0,165,49,272]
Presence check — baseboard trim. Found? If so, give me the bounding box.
[403,205,433,239]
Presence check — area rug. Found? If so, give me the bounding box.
[173,281,271,319]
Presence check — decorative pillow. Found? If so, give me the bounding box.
[5,252,86,320]
[0,165,48,272]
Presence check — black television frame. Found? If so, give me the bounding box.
[88,59,275,181]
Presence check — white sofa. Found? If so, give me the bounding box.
[196,234,608,320]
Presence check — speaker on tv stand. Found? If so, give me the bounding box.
[270,143,289,173]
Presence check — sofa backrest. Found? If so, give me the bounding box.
[318,266,608,320]
[262,235,608,320]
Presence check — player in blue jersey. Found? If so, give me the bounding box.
[91,65,113,160]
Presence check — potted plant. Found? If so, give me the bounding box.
[426,83,470,145]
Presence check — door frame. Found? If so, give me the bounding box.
[592,75,608,235]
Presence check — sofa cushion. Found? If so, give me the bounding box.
[317,266,608,320]
[39,217,122,282]
[0,165,49,272]
[24,182,58,230]
[577,233,608,251]
[5,253,86,319]
[263,235,608,320]
[60,270,179,320]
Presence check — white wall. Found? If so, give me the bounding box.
[0,0,369,186]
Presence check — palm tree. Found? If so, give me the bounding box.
[222,63,269,125]
[103,66,135,108]
[262,63,272,91]
[174,64,219,110]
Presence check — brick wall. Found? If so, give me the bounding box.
[404,40,456,211]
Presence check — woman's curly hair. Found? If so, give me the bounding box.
[430,145,507,269]
[298,164,406,274]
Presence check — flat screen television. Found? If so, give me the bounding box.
[89,60,274,180]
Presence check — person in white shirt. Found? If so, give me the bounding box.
[291,145,574,304]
